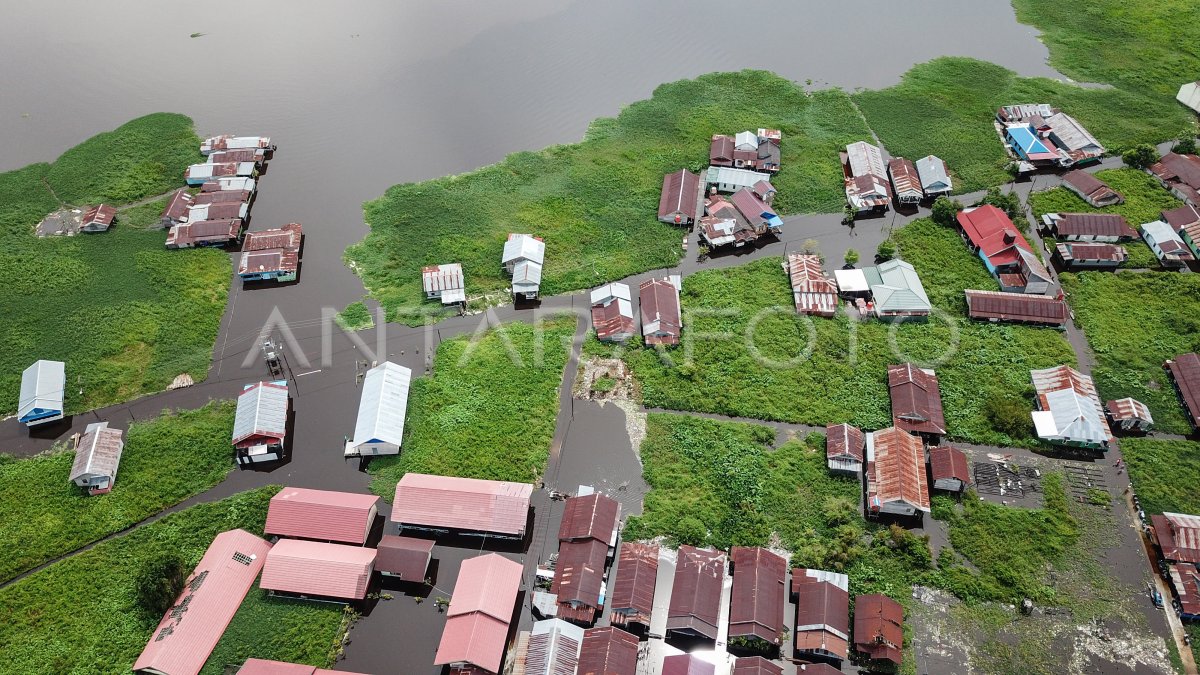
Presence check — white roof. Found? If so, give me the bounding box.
[1178,82,1200,113]
[352,362,411,448]
[1044,112,1103,152]
[705,166,771,189]
[915,155,952,191]
[69,421,124,482]
[232,381,289,446]
[512,260,543,289]
[503,234,545,265]
[423,263,465,293]
[1143,220,1187,247]
[734,131,759,150]
[186,162,256,180]
[846,141,887,179]
[834,268,869,293]
[870,259,930,313]
[1036,389,1110,445]
[589,282,631,306]
[207,177,256,192]
[19,359,65,419]
[526,619,585,675]
[187,202,248,222]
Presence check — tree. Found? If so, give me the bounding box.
[1174,137,1197,156]
[135,551,187,621]
[842,203,856,225]
[876,239,896,262]
[930,196,962,228]
[844,248,860,266]
[985,393,1031,440]
[977,187,1022,221]
[1122,143,1159,169]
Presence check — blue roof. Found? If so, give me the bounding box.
[1007,125,1054,157]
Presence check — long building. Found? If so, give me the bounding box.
[435,553,524,673]
[791,568,849,666]
[659,169,701,225]
[640,276,683,346]
[608,542,658,632]
[853,594,904,665]
[866,427,930,517]
[964,289,1068,327]
[843,141,891,213]
[392,473,533,538]
[264,487,379,545]
[1152,512,1200,564]
[259,539,376,600]
[345,361,411,457]
[19,359,65,426]
[888,363,946,439]
[577,627,639,675]
[666,546,726,642]
[1166,353,1200,431]
[785,253,837,317]
[728,546,786,652]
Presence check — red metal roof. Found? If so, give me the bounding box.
[559,493,620,544]
[134,529,272,675]
[826,423,864,463]
[239,223,302,276]
[265,487,379,544]
[1167,353,1200,431]
[1055,242,1126,264]
[666,546,725,640]
[853,594,904,665]
[887,158,922,198]
[209,149,265,164]
[435,553,523,672]
[259,539,376,600]
[236,659,370,675]
[591,301,636,342]
[82,203,116,226]
[731,656,783,675]
[553,538,609,618]
[1062,170,1123,205]
[609,542,658,624]
[928,446,970,483]
[1152,513,1200,564]
[786,253,837,317]
[956,205,1034,268]
[710,135,735,165]
[577,626,639,675]
[867,427,930,513]
[1163,204,1200,229]
[661,655,716,675]
[728,547,786,645]
[1051,213,1136,239]
[1105,397,1152,423]
[964,289,1068,326]
[1151,153,1200,190]
[640,278,682,347]
[392,473,532,537]
[1170,563,1200,617]
[659,169,701,222]
[166,218,242,248]
[888,363,947,436]
[729,188,776,228]
[376,534,434,580]
[162,189,194,222]
[791,569,849,661]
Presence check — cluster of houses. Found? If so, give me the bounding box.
[589,276,683,347]
[997,103,1104,172]
[420,232,546,309]
[842,140,952,215]
[779,253,932,321]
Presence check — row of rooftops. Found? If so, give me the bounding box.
[842,141,953,213]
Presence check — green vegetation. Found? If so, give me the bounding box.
[1120,438,1200,516]
[0,114,231,414]
[348,70,874,323]
[1060,272,1200,434]
[133,551,187,619]
[1122,143,1160,170]
[0,487,296,674]
[622,221,1073,446]
[0,401,236,583]
[368,317,575,496]
[852,58,1191,193]
[201,589,351,674]
[336,300,376,331]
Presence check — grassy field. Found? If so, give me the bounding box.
[367,317,576,496]
[1029,168,1183,268]
[0,487,303,674]
[1060,271,1200,435]
[1121,438,1200,516]
[0,401,236,583]
[201,588,351,674]
[0,113,231,415]
[852,58,1193,193]
[622,221,1075,446]
[347,70,874,323]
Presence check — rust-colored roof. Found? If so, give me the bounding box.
[640,277,682,346]
[208,149,265,164]
[1062,170,1123,205]
[161,189,194,221]
[591,301,636,342]
[134,529,272,675]
[791,568,850,660]
[710,135,735,165]
[609,542,658,622]
[1106,397,1153,423]
[1151,153,1200,190]
[1055,242,1127,264]
[552,538,609,615]
[1167,353,1200,431]
[1170,563,1200,617]
[1031,365,1114,444]
[236,659,369,675]
[786,253,837,316]
[867,427,930,513]
[662,655,716,675]
[559,493,620,544]
[928,446,970,483]
[392,473,532,537]
[239,223,302,276]
[888,363,946,436]
[887,158,922,198]
[728,547,786,645]
[166,218,242,248]
[1051,213,1136,239]
[1152,513,1200,564]
[964,289,1068,326]
[825,423,864,463]
[659,169,701,222]
[192,189,252,206]
[265,487,378,544]
[666,545,726,640]
[853,594,904,665]
[259,539,376,600]
[577,627,638,675]
[436,553,523,672]
[731,656,782,675]
[376,534,434,581]
[82,203,116,226]
[1163,205,1200,229]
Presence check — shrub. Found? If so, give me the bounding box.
[984,393,1033,440]
[844,248,860,266]
[1122,143,1159,169]
[930,196,963,228]
[876,238,896,262]
[976,187,1023,222]
[134,551,186,621]
[1174,137,1197,155]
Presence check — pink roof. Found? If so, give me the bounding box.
[259,539,376,600]
[392,473,532,537]
[236,659,372,675]
[265,487,379,544]
[134,529,272,675]
[435,553,523,672]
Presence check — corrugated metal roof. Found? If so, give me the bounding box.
[825,423,864,463]
[18,359,64,421]
[1054,242,1126,265]
[1044,112,1103,154]
[786,253,837,316]
[351,361,411,451]
[887,158,923,199]
[1166,353,1200,431]
[134,529,272,675]
[957,205,1037,268]
[888,363,946,436]
[591,301,635,342]
[513,260,544,289]
[233,381,289,448]
[559,493,620,544]
[661,654,716,675]
[259,539,376,600]
[392,473,533,536]
[1170,563,1200,616]
[868,260,930,315]
[729,188,777,228]
[187,201,249,222]
[1143,220,1195,259]
[659,169,701,222]
[1105,397,1153,424]
[1164,204,1200,229]
[524,619,584,675]
[375,534,434,580]
[928,446,970,483]
[239,224,302,277]
[853,594,904,664]
[186,161,256,181]
[81,203,116,227]
[866,427,930,513]
[200,135,272,154]
[162,189,195,221]
[1030,365,1113,446]
[1153,514,1200,563]
[710,135,735,164]
[731,656,783,675]
[915,155,951,192]
[166,218,242,248]
[423,263,465,293]
[609,542,658,621]
[1050,213,1136,239]
[503,233,545,265]
[845,141,886,180]
[791,568,850,660]
[577,626,639,675]
[435,553,523,672]
[200,176,256,193]
[728,547,786,645]
[704,166,771,191]
[964,290,1068,326]
[69,421,123,483]
[640,277,682,346]
[264,487,378,544]
[208,148,266,164]
[236,659,371,675]
[1062,170,1123,205]
[552,538,608,614]
[1151,153,1200,190]
[666,546,725,640]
